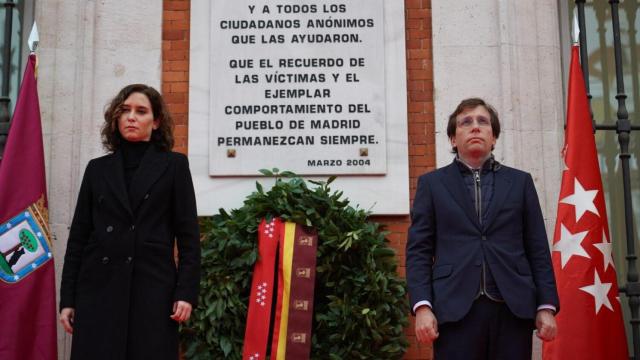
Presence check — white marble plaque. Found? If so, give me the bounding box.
[190,0,409,215]
[210,0,386,175]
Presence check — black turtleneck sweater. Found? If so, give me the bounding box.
[120,140,151,192]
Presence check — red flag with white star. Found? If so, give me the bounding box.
[542,45,628,359]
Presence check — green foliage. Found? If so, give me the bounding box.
[181,170,409,359]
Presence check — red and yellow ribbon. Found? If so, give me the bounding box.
[243,218,317,360]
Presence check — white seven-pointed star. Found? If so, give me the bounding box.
[561,178,599,222]
[593,229,615,271]
[553,223,590,268]
[579,270,613,314]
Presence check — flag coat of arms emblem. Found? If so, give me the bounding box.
[0,199,52,283]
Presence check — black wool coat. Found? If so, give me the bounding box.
[60,145,200,360]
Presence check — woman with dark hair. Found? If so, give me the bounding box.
[59,84,200,359]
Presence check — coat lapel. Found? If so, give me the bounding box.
[483,167,512,229]
[129,145,169,213]
[104,151,134,217]
[440,162,481,230]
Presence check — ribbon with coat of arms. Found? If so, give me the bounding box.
[242,218,318,360]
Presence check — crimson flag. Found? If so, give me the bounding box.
[542,45,628,359]
[0,54,58,359]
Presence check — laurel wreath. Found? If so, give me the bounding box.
[180,170,409,359]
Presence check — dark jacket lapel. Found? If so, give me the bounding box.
[104,151,133,217]
[440,162,482,230]
[129,145,169,213]
[483,167,513,229]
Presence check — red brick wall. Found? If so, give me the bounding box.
[163,0,190,155]
[162,1,435,358]
[371,1,435,359]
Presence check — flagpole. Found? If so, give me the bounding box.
[575,1,590,96]
[571,9,579,45]
[28,22,39,53]
[574,0,595,132]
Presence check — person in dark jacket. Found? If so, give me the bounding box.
[59,84,200,359]
[406,98,559,359]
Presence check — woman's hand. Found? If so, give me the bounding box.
[170,300,193,323]
[60,307,75,334]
